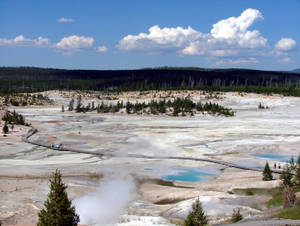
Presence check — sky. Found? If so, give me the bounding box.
[0,0,299,70]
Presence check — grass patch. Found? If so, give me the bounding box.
[233,187,283,207]
[233,186,300,208]
[271,206,300,220]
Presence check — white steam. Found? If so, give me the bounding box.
[73,174,136,225]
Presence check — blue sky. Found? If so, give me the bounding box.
[0,0,299,70]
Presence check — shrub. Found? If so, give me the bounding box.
[231,208,243,222]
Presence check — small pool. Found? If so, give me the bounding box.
[162,168,216,182]
[251,153,296,162]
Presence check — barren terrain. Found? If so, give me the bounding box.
[1,90,300,225]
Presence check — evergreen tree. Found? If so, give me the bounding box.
[293,165,300,186]
[184,198,208,226]
[38,169,80,226]
[262,162,273,181]
[294,155,300,185]
[68,99,74,111]
[2,121,8,134]
[75,96,82,113]
[280,165,293,187]
[290,156,296,170]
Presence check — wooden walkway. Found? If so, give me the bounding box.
[22,128,283,174]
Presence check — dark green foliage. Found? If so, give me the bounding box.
[76,98,233,117]
[2,121,8,134]
[262,162,273,181]
[258,102,268,109]
[2,110,27,126]
[231,208,243,222]
[294,156,300,186]
[183,198,208,226]
[38,169,79,226]
[2,93,53,106]
[290,156,296,170]
[75,96,82,113]
[61,105,65,112]
[68,99,74,111]
[280,165,293,187]
[1,67,300,96]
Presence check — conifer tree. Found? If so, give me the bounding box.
[262,162,273,181]
[2,121,8,134]
[38,169,79,226]
[280,165,293,187]
[294,155,300,185]
[184,198,208,226]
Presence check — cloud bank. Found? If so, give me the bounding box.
[0,35,50,47]
[0,34,107,55]
[118,8,296,65]
[0,8,296,63]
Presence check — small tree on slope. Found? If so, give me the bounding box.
[184,198,208,226]
[262,162,273,181]
[38,169,79,226]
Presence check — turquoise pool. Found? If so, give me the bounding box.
[162,168,216,182]
[252,153,296,162]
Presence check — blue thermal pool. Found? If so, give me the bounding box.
[162,168,216,182]
[251,153,295,162]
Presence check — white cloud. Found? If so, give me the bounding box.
[97,45,108,53]
[118,25,202,52]
[216,57,259,66]
[118,8,268,59]
[279,57,292,63]
[56,35,94,50]
[275,38,296,51]
[0,35,50,47]
[57,17,74,23]
[0,34,106,55]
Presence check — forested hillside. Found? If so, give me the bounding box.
[1,67,300,95]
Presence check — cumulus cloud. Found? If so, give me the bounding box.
[0,34,107,55]
[57,17,74,23]
[275,38,296,51]
[118,8,268,61]
[97,45,108,53]
[118,25,202,52]
[0,35,50,47]
[56,35,94,50]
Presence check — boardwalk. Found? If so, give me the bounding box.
[22,128,283,174]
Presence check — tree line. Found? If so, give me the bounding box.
[66,97,234,117]
[1,67,300,96]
